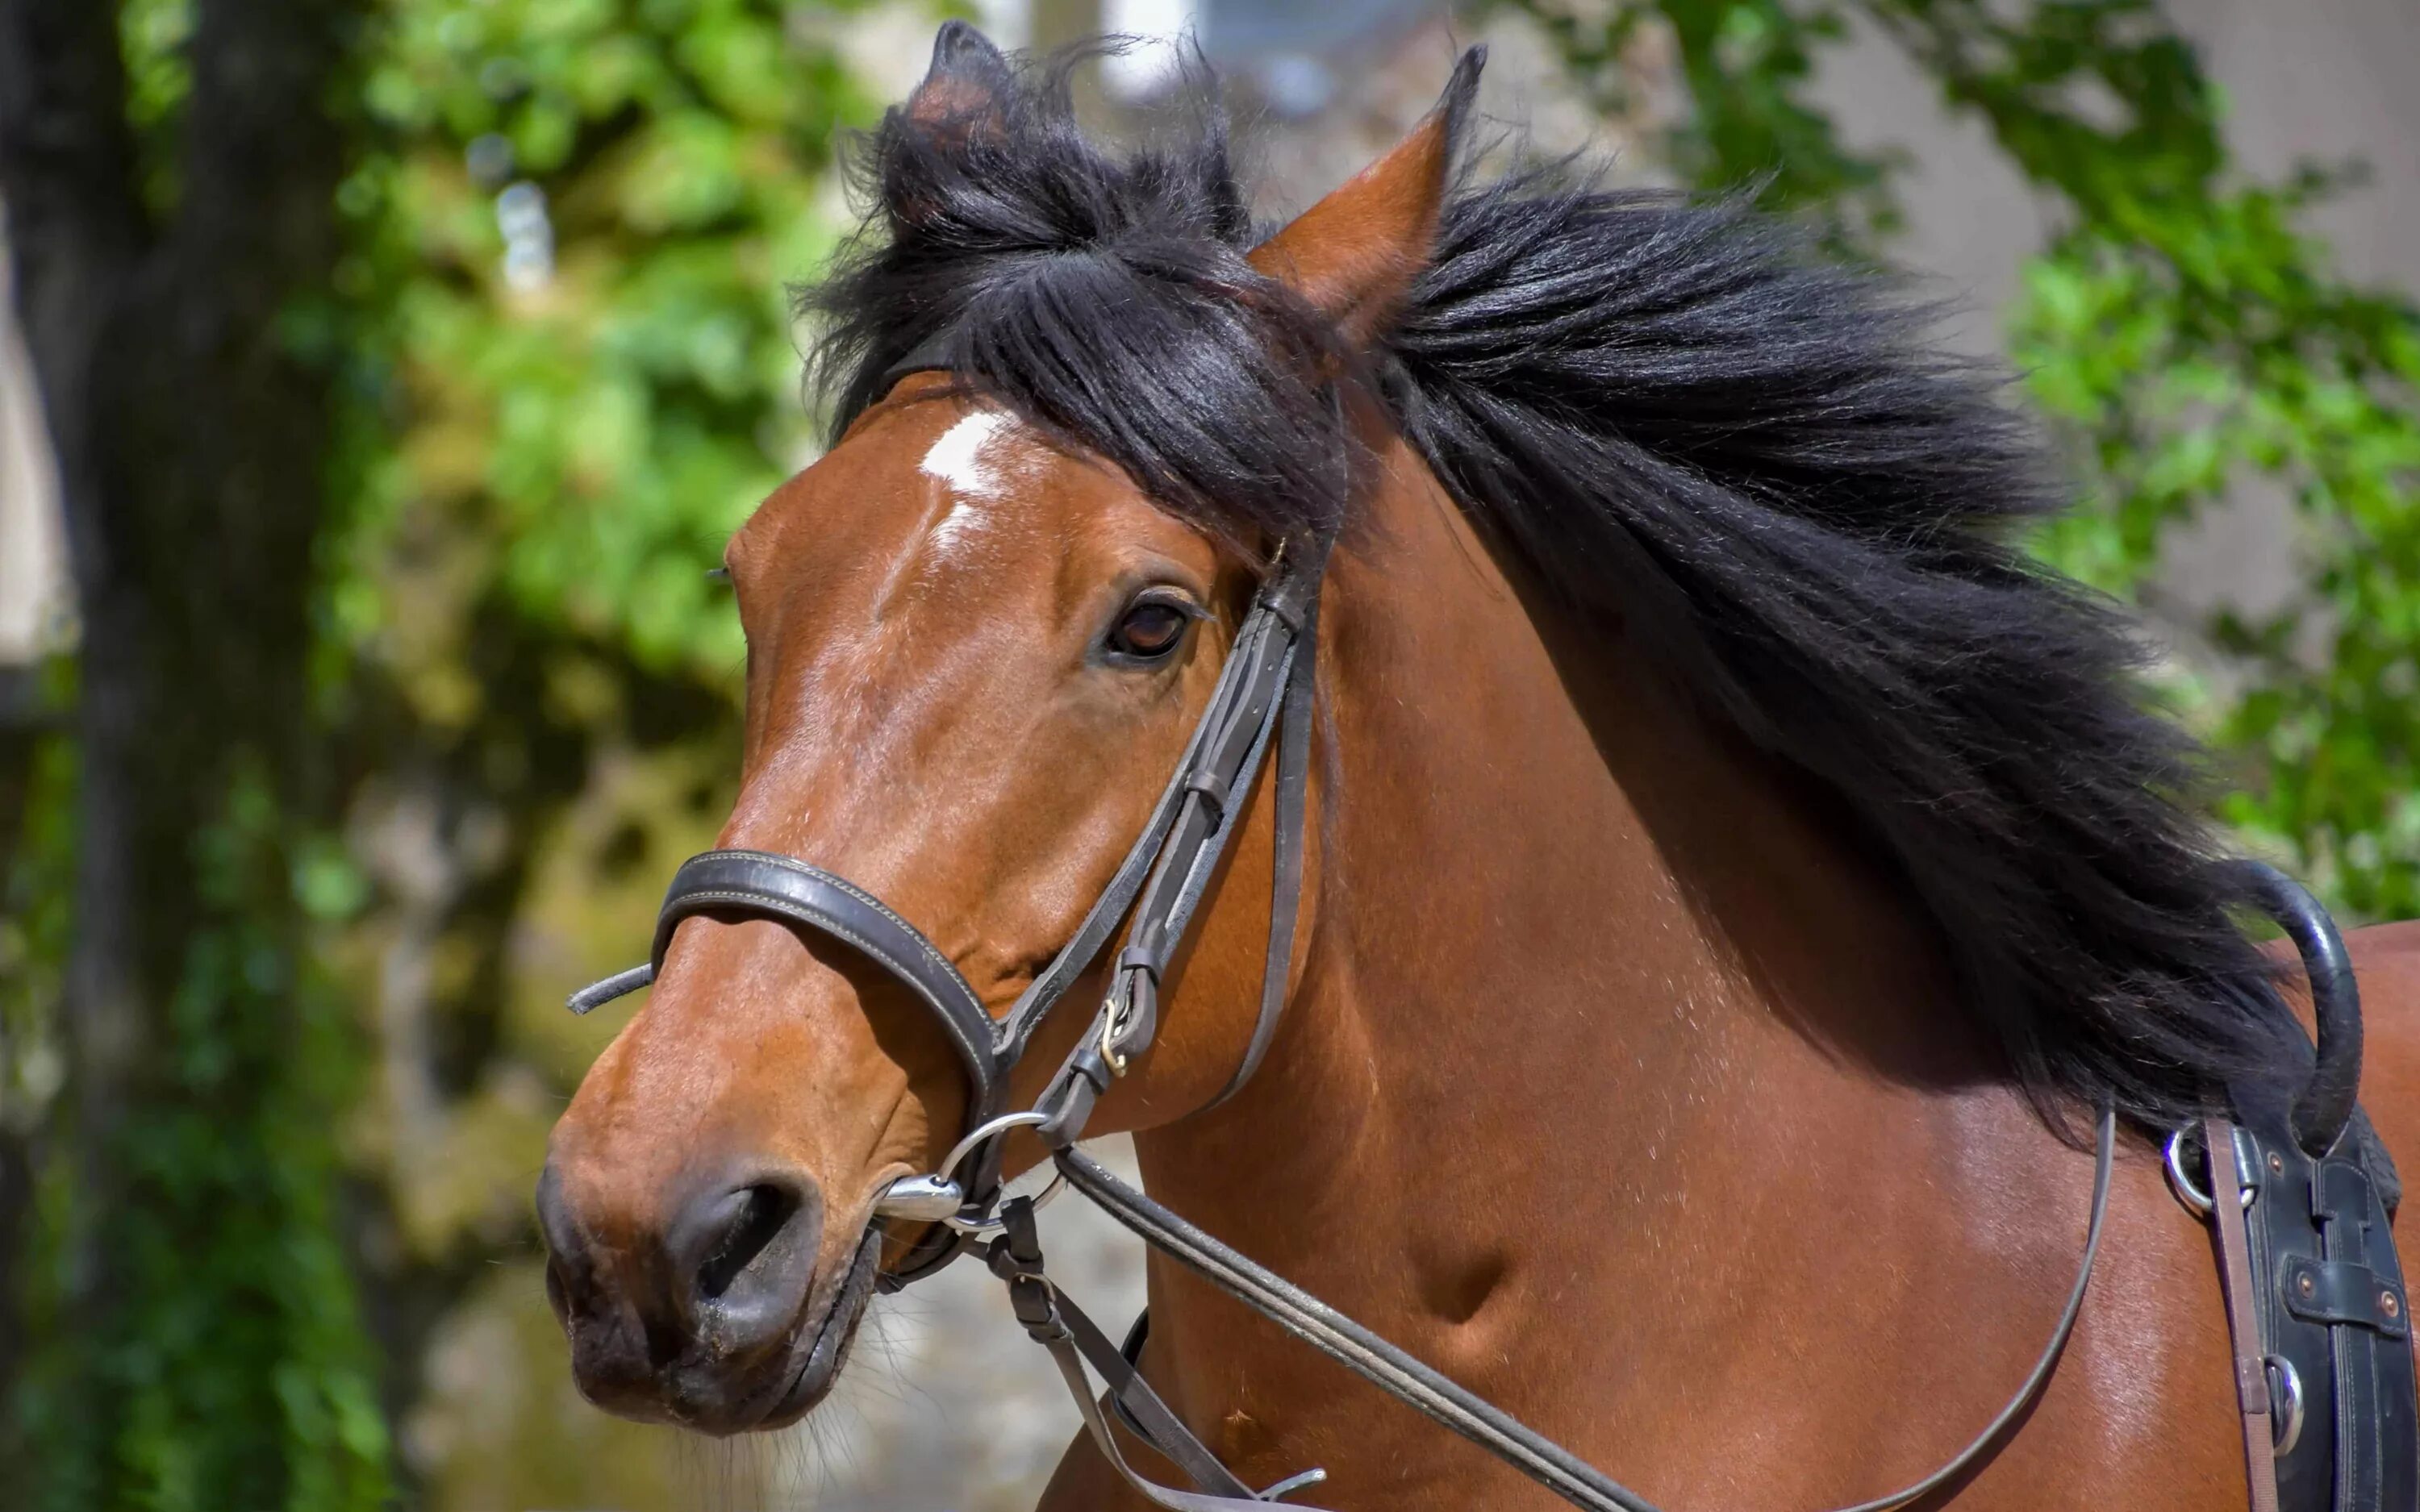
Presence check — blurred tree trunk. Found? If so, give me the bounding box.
[0,0,387,1505]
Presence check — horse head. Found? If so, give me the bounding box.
[536,25,1477,1432]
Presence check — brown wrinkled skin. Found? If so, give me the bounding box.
[541,98,2420,1511]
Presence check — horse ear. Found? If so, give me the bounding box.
[1246,47,1484,344]
[905,20,1012,135]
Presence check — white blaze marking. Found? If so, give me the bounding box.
[919,410,1016,560]
[921,410,1012,496]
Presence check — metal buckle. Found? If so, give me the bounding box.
[1099,990,1133,1076]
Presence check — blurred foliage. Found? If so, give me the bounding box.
[340,0,874,681]
[14,766,394,1512]
[1520,0,2420,918]
[9,0,892,1506]
[8,0,393,1503]
[319,0,889,1499]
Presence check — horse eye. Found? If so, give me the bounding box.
[1107,598,1193,660]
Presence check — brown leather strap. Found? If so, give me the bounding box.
[2206,1117,2280,1512]
[1056,1105,2118,1512]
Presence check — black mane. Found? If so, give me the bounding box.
[802,43,2299,1127]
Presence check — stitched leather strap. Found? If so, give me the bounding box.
[653,850,1009,1129]
[2207,1117,2283,1512]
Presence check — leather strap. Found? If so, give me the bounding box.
[646,849,1009,1131]
[2222,861,2363,1159]
[2309,1152,2396,1512]
[2208,1117,2284,1512]
[878,333,958,394]
[1057,1290,1259,1500]
[991,1199,1319,1509]
[1207,557,1322,1109]
[1050,1108,2115,1512]
[1031,565,1316,1148]
[994,697,1216,1060]
[566,963,654,1016]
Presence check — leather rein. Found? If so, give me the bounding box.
[567,389,2120,1510]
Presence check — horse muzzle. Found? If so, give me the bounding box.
[536,1156,882,1434]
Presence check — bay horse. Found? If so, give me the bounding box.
[537,27,2420,1510]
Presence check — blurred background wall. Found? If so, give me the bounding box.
[2,2,2415,1510]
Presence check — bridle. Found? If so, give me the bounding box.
[567,369,2119,1510]
[570,503,1326,1288]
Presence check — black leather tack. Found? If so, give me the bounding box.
[2222,1074,2420,1512]
[649,851,1008,1127]
[1181,767,1230,819]
[2280,1256,2410,1338]
[2224,861,2364,1158]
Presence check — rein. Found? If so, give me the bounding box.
[567,403,2122,1509]
[1033,1115,2113,1512]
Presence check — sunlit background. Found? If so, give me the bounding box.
[2,0,2417,1508]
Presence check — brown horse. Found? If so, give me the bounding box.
[538,30,2420,1510]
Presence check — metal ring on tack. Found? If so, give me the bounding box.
[937,1110,1067,1235]
[940,1110,1052,1178]
[2163,1127,2255,1218]
[2268,1353,2305,1456]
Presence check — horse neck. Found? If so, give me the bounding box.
[1130,435,2021,1386]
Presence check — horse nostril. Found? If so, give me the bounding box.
[695,1185,800,1300]
[668,1170,823,1352]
